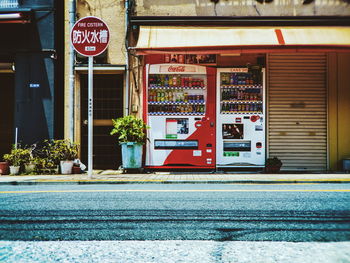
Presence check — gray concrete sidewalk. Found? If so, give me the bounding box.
[1,170,350,184]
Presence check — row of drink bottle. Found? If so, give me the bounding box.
[149,74,205,88]
[149,104,205,114]
[221,88,261,101]
[221,73,261,86]
[221,103,262,113]
[148,89,205,103]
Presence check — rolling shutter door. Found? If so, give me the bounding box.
[268,53,327,171]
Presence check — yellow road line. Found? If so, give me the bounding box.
[0,189,350,194]
[226,183,318,185]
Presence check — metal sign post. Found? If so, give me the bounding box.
[88,56,93,178]
[70,16,110,178]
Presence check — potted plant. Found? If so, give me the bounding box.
[110,115,148,170]
[265,157,283,173]
[33,156,57,174]
[0,161,9,175]
[3,147,31,175]
[23,145,36,174]
[47,140,78,174]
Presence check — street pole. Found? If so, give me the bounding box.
[71,16,109,178]
[88,56,93,179]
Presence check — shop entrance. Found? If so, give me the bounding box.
[0,73,15,159]
[268,53,327,171]
[80,74,124,169]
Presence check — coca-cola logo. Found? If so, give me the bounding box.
[168,66,185,72]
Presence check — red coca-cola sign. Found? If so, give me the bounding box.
[168,66,186,72]
[71,16,110,57]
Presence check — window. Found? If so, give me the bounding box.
[0,0,19,8]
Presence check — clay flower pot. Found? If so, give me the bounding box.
[0,162,9,175]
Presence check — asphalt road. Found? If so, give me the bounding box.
[0,184,349,242]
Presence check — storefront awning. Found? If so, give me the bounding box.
[133,26,350,54]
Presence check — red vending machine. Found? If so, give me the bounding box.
[144,64,216,169]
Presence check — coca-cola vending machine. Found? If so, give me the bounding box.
[144,64,216,169]
[216,67,266,168]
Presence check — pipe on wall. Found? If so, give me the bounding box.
[125,0,130,115]
[68,0,76,141]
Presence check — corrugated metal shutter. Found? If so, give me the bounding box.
[268,53,327,171]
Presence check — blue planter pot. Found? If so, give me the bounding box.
[120,142,143,169]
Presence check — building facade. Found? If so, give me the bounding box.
[65,0,350,171]
[0,0,63,159]
[64,0,128,168]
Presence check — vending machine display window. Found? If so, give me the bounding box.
[148,73,207,116]
[220,69,263,115]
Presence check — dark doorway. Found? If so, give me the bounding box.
[0,73,15,159]
[80,74,124,169]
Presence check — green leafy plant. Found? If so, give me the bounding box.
[45,139,79,161]
[3,147,32,167]
[110,115,148,144]
[33,156,57,173]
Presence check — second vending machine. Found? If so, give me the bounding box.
[216,67,266,168]
[144,64,216,169]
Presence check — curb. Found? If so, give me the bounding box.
[1,179,350,185]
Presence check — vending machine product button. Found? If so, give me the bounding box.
[235,118,242,123]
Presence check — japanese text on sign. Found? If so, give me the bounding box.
[72,29,108,44]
